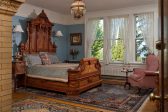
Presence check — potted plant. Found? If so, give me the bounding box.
[70,48,79,60]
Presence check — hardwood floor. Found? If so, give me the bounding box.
[138,97,157,112]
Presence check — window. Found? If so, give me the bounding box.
[135,13,154,62]
[86,12,155,64]
[110,17,128,62]
[86,19,104,60]
[91,19,104,60]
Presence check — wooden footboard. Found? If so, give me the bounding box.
[26,58,102,95]
[67,58,102,95]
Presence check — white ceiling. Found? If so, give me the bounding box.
[26,0,157,15]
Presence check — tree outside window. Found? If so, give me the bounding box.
[111,18,126,62]
[111,38,124,62]
[135,15,148,62]
[87,13,153,64]
[91,20,104,60]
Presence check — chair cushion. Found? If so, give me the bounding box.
[129,74,145,81]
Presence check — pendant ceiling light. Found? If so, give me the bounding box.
[71,0,86,19]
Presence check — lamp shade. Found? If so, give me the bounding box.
[71,0,86,19]
[55,30,63,37]
[13,25,24,33]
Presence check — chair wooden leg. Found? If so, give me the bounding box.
[124,82,131,89]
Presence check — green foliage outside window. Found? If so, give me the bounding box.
[111,26,125,62]
[91,20,104,60]
[135,16,148,62]
[112,39,124,61]
[89,15,151,63]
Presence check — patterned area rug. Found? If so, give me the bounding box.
[12,99,100,112]
[18,84,152,112]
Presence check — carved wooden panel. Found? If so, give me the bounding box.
[23,10,56,53]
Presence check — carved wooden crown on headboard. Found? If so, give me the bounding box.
[21,10,56,54]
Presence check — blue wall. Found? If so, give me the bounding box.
[12,16,85,62]
[67,24,85,61]
[12,16,28,56]
[51,23,68,61]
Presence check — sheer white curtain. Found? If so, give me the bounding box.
[103,17,110,64]
[139,13,154,53]
[104,16,128,64]
[85,19,100,57]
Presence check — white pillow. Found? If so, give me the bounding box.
[26,54,42,66]
[48,54,61,64]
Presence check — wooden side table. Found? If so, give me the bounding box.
[121,69,133,89]
[12,61,26,91]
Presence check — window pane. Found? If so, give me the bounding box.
[91,19,104,60]
[135,15,148,62]
[110,17,126,62]
[112,39,124,61]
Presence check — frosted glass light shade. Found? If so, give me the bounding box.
[55,30,63,37]
[13,25,24,33]
[71,0,86,19]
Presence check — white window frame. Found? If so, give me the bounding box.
[134,12,155,63]
[85,18,104,61]
[85,6,158,65]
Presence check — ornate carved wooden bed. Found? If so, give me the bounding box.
[21,10,102,95]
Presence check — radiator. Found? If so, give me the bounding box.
[102,64,144,77]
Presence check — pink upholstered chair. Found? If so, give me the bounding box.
[128,54,159,89]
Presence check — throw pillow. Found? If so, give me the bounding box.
[39,53,51,65]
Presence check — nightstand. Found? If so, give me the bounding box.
[12,61,26,91]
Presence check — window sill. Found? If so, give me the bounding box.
[100,62,145,66]
[128,62,145,65]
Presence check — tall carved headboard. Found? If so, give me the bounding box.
[23,10,56,54]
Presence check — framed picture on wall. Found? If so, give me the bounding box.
[70,33,82,45]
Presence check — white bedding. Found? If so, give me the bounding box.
[27,63,78,82]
